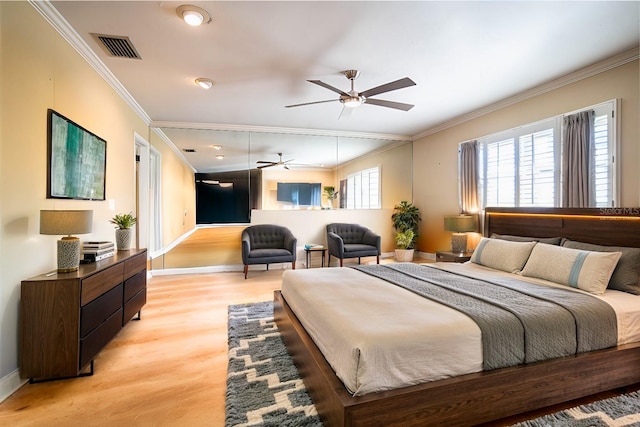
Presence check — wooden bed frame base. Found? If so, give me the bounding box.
[275,291,640,426]
[274,208,640,426]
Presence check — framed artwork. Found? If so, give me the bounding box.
[47,109,107,200]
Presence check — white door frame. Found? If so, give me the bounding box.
[135,133,150,250]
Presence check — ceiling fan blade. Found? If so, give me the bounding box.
[365,98,414,111]
[360,77,416,98]
[285,99,338,108]
[257,164,275,169]
[307,80,350,96]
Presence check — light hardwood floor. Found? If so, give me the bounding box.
[0,268,284,426]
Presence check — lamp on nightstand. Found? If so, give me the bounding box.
[40,210,93,272]
[444,214,477,253]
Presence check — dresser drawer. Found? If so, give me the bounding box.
[123,289,146,325]
[81,264,125,306]
[124,270,146,302]
[80,284,123,338]
[124,252,146,281]
[79,308,122,370]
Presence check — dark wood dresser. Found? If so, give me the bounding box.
[20,249,147,382]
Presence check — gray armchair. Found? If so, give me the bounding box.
[326,223,381,267]
[241,225,297,279]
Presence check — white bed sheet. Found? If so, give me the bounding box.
[280,262,640,396]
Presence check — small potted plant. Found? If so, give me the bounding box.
[323,186,339,209]
[110,212,137,251]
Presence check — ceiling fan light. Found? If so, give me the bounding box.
[195,78,214,89]
[343,97,363,108]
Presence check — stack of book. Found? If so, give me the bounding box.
[82,241,115,262]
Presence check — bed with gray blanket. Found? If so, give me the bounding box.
[274,208,640,426]
[281,261,630,396]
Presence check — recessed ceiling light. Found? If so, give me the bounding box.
[176,5,211,26]
[195,78,214,89]
[212,144,223,150]
[216,154,225,160]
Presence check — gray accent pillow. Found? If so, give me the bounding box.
[491,233,562,246]
[561,239,640,295]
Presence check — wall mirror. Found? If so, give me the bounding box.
[154,126,412,223]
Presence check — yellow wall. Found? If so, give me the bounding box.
[413,59,639,252]
[0,2,193,383]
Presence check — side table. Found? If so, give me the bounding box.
[436,251,473,263]
[304,245,327,268]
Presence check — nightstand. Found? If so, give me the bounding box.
[436,251,473,263]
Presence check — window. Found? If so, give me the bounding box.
[476,100,616,208]
[344,166,381,209]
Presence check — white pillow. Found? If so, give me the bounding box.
[470,237,537,273]
[520,243,622,295]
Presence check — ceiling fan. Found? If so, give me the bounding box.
[256,153,294,169]
[285,70,416,117]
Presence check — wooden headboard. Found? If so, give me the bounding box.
[484,207,640,248]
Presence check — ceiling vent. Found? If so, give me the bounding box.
[92,33,142,59]
[182,148,196,153]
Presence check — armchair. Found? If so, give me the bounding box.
[241,225,296,279]
[326,223,381,267]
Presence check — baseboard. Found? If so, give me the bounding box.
[0,368,26,403]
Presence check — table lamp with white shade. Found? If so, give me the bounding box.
[40,210,93,272]
[444,214,478,253]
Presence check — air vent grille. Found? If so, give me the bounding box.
[92,33,141,59]
[182,148,196,153]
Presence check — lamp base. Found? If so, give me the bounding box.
[57,236,80,273]
[451,233,468,254]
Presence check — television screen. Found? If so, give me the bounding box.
[47,109,107,200]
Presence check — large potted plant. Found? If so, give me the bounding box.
[110,212,137,251]
[391,201,421,261]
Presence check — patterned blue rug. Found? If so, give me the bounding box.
[225,301,640,427]
[225,301,322,426]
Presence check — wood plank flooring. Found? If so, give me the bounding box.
[0,268,283,426]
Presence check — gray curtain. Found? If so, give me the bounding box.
[562,110,595,207]
[459,140,479,213]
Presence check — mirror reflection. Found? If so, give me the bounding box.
[155,127,412,223]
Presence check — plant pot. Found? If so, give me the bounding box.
[394,249,414,262]
[115,228,133,251]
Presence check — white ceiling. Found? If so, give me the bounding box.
[48,1,639,173]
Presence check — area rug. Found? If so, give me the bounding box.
[226,301,322,427]
[226,301,640,427]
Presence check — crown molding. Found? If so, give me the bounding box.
[29,0,151,125]
[413,47,639,140]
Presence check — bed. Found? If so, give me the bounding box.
[273,207,640,426]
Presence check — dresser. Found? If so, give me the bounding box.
[20,249,147,382]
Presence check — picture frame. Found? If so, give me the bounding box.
[47,109,107,200]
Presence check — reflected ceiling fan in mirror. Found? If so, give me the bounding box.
[285,70,416,118]
[256,153,294,169]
